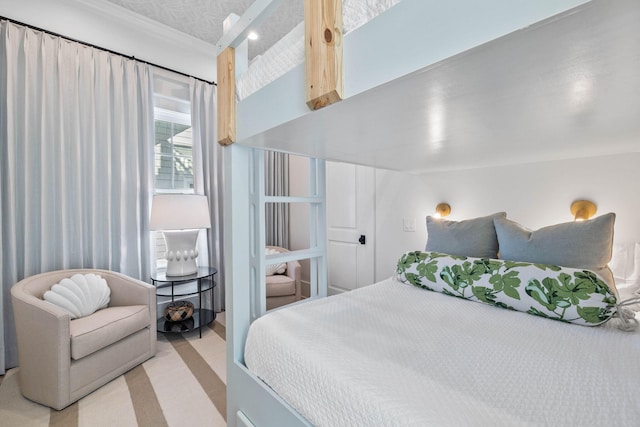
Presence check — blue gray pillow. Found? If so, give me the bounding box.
[425,212,506,259]
[493,213,616,290]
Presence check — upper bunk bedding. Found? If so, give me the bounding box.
[245,276,640,426]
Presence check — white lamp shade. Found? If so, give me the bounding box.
[150,194,211,230]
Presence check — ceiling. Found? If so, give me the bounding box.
[103,0,302,59]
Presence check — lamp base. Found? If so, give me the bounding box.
[162,230,200,276]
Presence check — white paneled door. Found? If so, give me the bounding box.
[326,162,375,294]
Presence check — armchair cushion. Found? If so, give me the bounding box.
[265,246,302,309]
[70,305,150,360]
[265,275,297,297]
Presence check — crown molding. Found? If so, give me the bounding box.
[72,0,216,56]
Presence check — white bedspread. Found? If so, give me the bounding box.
[237,0,402,100]
[245,278,640,426]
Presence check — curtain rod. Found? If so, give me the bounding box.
[0,16,217,87]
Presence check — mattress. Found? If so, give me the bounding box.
[245,277,640,426]
[236,0,402,100]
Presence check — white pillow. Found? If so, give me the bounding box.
[610,242,640,301]
[265,248,287,276]
[625,243,640,296]
[43,273,111,319]
[630,242,640,283]
[610,243,634,283]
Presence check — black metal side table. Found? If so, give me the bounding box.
[151,267,217,338]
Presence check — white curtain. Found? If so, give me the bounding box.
[265,151,289,248]
[0,21,154,372]
[190,79,225,311]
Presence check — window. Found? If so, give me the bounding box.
[154,109,193,192]
[152,74,193,267]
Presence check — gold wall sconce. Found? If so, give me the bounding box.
[434,203,451,218]
[570,200,597,221]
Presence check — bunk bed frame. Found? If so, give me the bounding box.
[218,0,639,425]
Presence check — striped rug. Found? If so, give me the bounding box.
[0,314,227,427]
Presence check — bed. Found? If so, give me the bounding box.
[219,0,640,426]
[244,216,640,425]
[245,277,640,426]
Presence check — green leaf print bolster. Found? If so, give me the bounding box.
[395,251,617,326]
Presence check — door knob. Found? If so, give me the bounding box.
[359,235,366,245]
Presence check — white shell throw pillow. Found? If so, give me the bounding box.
[265,248,287,276]
[43,273,111,319]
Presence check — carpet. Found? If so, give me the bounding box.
[0,316,227,427]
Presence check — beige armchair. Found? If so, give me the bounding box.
[11,269,156,410]
[266,246,302,310]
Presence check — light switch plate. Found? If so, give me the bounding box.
[403,218,416,232]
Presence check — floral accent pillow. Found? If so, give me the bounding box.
[395,251,617,326]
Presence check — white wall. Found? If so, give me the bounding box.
[0,0,216,82]
[291,153,640,287]
[375,153,640,281]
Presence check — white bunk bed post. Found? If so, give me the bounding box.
[249,149,267,320]
[308,158,328,299]
[216,0,286,56]
[223,14,249,79]
[316,159,328,298]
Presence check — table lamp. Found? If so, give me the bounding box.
[150,194,211,276]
